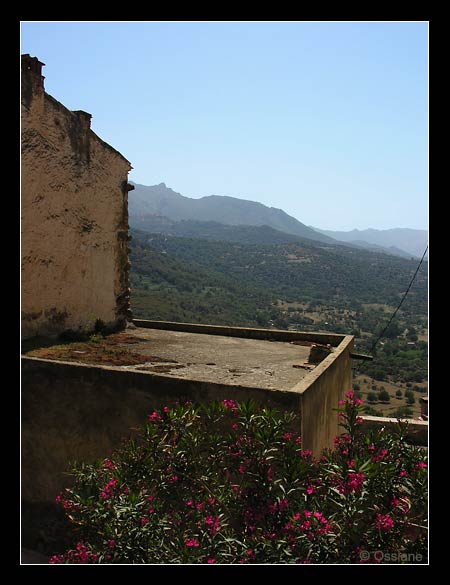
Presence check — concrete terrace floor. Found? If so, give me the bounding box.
[24,326,316,392]
[124,327,313,391]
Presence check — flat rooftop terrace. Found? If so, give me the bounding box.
[114,326,313,391]
[23,322,333,392]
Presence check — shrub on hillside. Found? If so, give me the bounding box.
[50,394,427,564]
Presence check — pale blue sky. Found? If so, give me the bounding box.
[21,21,428,231]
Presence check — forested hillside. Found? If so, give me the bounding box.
[129,229,428,399]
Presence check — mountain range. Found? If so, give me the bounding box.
[129,182,427,259]
[129,183,334,244]
[312,227,428,259]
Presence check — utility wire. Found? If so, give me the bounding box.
[355,245,428,371]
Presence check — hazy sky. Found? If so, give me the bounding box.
[21,21,428,231]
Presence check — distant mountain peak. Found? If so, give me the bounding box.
[129,182,335,244]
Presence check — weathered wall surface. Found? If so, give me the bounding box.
[294,335,354,454]
[21,55,133,338]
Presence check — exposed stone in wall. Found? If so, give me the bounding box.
[21,54,133,338]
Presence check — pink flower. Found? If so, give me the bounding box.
[222,399,238,411]
[346,391,355,400]
[185,538,200,547]
[415,461,427,470]
[283,432,295,440]
[141,516,149,526]
[55,495,62,504]
[148,506,155,514]
[245,549,256,560]
[375,513,394,532]
[205,515,221,535]
[208,497,216,506]
[163,406,170,413]
[108,539,115,549]
[207,558,216,564]
[103,459,116,470]
[186,499,193,507]
[239,464,246,474]
[149,411,162,423]
[339,471,365,495]
[231,423,238,431]
[368,443,375,452]
[170,475,179,483]
[301,450,313,459]
[400,470,408,477]
[306,485,316,495]
[100,478,118,500]
[373,448,389,463]
[356,416,363,424]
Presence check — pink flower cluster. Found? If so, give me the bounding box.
[185,538,200,547]
[103,459,116,470]
[49,542,99,564]
[55,491,81,513]
[285,510,333,541]
[205,515,221,536]
[373,448,390,463]
[149,411,162,423]
[375,513,394,532]
[343,390,363,406]
[222,399,238,412]
[338,470,366,495]
[101,478,118,500]
[334,433,353,455]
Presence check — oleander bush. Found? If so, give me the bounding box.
[50,392,427,564]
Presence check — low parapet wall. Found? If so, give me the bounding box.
[132,319,346,346]
[360,415,428,446]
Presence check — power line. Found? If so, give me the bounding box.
[355,245,428,370]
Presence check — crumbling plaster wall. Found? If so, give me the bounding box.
[21,55,133,338]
